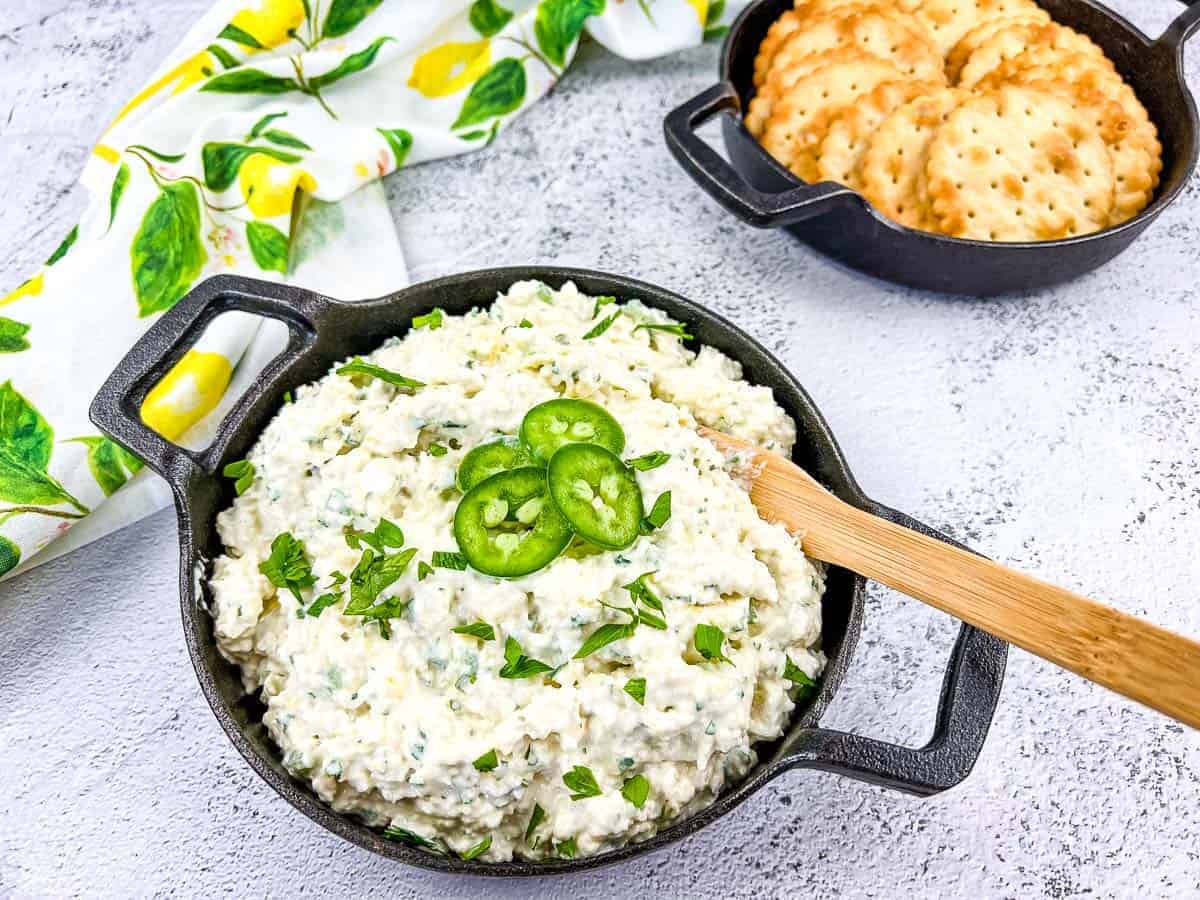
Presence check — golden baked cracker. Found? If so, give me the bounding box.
[945,11,1050,82]
[760,56,909,178]
[1014,78,1161,223]
[979,50,1143,125]
[910,0,1045,56]
[860,88,971,228]
[755,10,806,88]
[816,79,936,188]
[925,86,1115,241]
[957,21,1111,88]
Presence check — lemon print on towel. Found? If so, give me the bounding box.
[240,153,318,218]
[685,0,708,24]
[141,350,233,441]
[220,0,307,51]
[409,40,492,97]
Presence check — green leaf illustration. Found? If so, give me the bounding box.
[45,225,78,267]
[534,0,605,67]
[452,58,526,130]
[470,0,514,36]
[206,43,241,69]
[68,436,142,497]
[201,142,301,192]
[0,381,83,509]
[0,318,30,354]
[377,128,413,167]
[202,68,300,96]
[248,112,288,139]
[0,535,19,577]
[261,129,311,150]
[108,162,130,231]
[218,22,265,49]
[130,182,208,318]
[246,221,290,274]
[127,144,186,163]
[323,0,385,38]
[308,36,392,91]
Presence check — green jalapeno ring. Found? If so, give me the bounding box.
[453,467,573,577]
[520,399,626,462]
[456,438,538,493]
[546,443,643,551]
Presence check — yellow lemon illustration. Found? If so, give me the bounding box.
[686,0,708,25]
[239,153,318,218]
[230,0,307,50]
[0,273,44,307]
[141,350,233,441]
[408,40,491,98]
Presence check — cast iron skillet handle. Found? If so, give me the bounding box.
[1156,0,1200,57]
[89,275,334,488]
[663,82,856,228]
[784,505,1008,796]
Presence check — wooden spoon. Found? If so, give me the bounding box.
[701,427,1200,729]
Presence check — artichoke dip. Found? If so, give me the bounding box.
[209,280,826,862]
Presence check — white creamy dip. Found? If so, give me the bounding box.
[209,280,825,861]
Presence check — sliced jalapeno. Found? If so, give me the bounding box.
[520,399,625,462]
[453,467,573,577]
[546,444,643,550]
[456,438,536,492]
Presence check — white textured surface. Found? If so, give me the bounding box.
[2,2,1199,897]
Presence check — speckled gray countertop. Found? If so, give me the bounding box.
[2,1,1199,897]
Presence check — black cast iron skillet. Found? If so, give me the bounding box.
[665,0,1200,296]
[89,269,1007,875]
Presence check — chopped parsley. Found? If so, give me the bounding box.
[344,518,405,553]
[305,592,340,618]
[555,837,577,859]
[518,318,534,328]
[591,295,616,317]
[535,282,555,303]
[783,655,818,700]
[258,532,315,602]
[222,458,255,495]
[627,451,669,471]
[336,357,425,390]
[582,311,620,339]
[573,620,637,659]
[640,491,671,534]
[621,774,649,809]
[562,765,601,800]
[525,803,545,842]
[472,748,499,772]
[634,321,693,341]
[498,636,553,679]
[624,573,666,629]
[412,307,444,330]
[624,677,646,705]
[460,835,492,860]
[694,623,732,665]
[344,546,418,616]
[417,561,433,581]
[428,442,448,457]
[453,621,495,642]
[382,826,442,851]
[432,550,469,570]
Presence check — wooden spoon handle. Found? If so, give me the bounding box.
[754,465,1200,729]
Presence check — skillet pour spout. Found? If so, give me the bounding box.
[89,271,1007,874]
[664,0,1200,296]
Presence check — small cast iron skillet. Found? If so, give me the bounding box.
[90,269,1007,875]
[665,0,1200,296]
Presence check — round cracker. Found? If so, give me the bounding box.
[925,85,1115,241]
[760,55,909,179]
[861,88,971,228]
[816,79,936,188]
[957,21,1111,88]
[945,11,1050,82]
[910,0,1045,56]
[755,9,806,88]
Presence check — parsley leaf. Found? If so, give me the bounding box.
[417,561,433,581]
[222,458,255,494]
[591,295,616,318]
[627,451,669,471]
[428,442,448,457]
[783,655,818,700]
[432,550,468,570]
[535,282,555,303]
[573,621,637,659]
[525,803,545,842]
[694,623,732,665]
[305,592,340,618]
[562,765,602,800]
[460,834,491,860]
[382,826,442,851]
[518,318,534,328]
[258,532,315,602]
[621,774,649,809]
[624,573,666,629]
[498,636,553,679]
[582,311,620,339]
[624,677,646,705]
[555,838,577,859]
[344,518,405,552]
[344,547,417,615]
[336,357,425,390]
[473,748,499,772]
[453,621,495,642]
[640,491,672,533]
[634,322,693,341]
[412,307,444,330]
